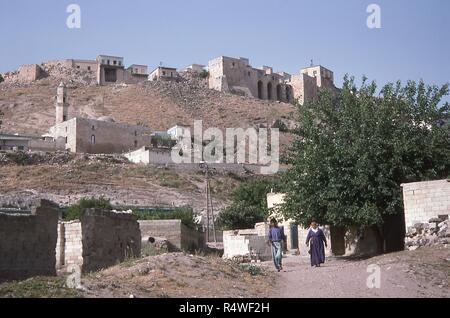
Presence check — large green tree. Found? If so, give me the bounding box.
[282,76,449,253]
[217,178,281,230]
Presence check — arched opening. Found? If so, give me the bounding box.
[276,84,282,101]
[286,86,291,102]
[257,81,263,99]
[91,135,96,145]
[267,82,273,100]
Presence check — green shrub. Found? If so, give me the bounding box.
[63,197,112,221]
[239,264,264,276]
[199,70,209,79]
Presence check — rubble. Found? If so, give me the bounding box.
[0,151,129,166]
[405,217,450,250]
[1,61,96,87]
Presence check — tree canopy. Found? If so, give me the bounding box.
[282,77,449,233]
[217,178,281,230]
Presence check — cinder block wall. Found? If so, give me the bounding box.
[56,221,83,271]
[0,200,59,282]
[80,209,141,273]
[402,180,450,228]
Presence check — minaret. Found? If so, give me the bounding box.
[55,82,69,124]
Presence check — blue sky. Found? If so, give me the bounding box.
[0,0,449,93]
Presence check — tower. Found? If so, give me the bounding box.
[55,82,68,124]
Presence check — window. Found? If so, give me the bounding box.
[113,60,117,65]
[248,71,251,77]
[88,66,91,71]
[134,131,137,136]
[107,60,110,65]
[63,97,66,103]
[118,61,122,66]
[92,125,95,131]
[232,62,235,67]
[63,115,67,121]
[134,140,138,148]
[91,135,96,145]
[65,137,68,143]
[162,71,166,76]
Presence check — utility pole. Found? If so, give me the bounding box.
[203,163,217,243]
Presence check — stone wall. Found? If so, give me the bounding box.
[0,200,59,282]
[402,180,450,228]
[18,64,44,82]
[138,220,205,252]
[80,209,141,273]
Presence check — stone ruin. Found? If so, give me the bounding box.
[0,199,141,282]
[405,217,450,250]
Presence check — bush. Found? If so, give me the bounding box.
[216,178,282,230]
[272,119,289,132]
[199,70,209,79]
[0,74,4,84]
[63,197,112,221]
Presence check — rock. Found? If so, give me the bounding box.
[408,246,419,251]
[414,223,424,231]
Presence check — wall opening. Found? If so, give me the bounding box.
[267,82,273,100]
[104,68,117,83]
[276,84,282,101]
[257,81,263,99]
[286,86,291,102]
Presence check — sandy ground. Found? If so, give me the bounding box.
[263,247,450,298]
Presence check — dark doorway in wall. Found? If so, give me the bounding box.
[276,84,282,101]
[257,81,263,99]
[267,82,273,100]
[286,86,291,102]
[104,68,117,82]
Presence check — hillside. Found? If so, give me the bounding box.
[0,65,297,139]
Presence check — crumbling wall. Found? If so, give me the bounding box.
[402,180,450,228]
[80,209,141,273]
[0,200,59,282]
[222,223,272,261]
[18,64,45,82]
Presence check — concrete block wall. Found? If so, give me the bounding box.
[80,209,141,273]
[0,200,59,282]
[402,180,450,228]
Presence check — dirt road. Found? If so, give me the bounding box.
[264,247,450,298]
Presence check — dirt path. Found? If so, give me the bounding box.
[263,248,450,298]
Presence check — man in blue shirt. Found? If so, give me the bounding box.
[268,218,286,272]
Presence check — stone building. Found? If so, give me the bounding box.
[17,64,45,82]
[180,64,206,73]
[48,83,153,154]
[95,55,149,85]
[149,66,179,81]
[208,56,337,105]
